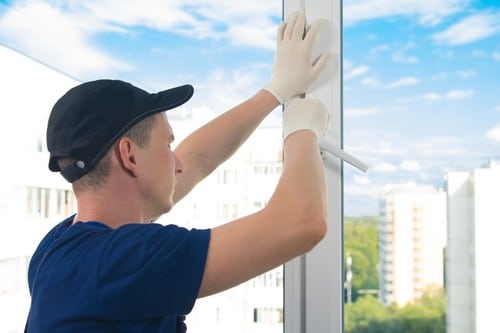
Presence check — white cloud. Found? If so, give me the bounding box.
[85,0,199,31]
[370,44,390,55]
[361,76,420,89]
[372,142,408,156]
[415,136,469,158]
[0,1,132,78]
[373,162,397,173]
[392,52,419,64]
[344,65,370,80]
[344,59,354,71]
[193,66,267,111]
[422,92,443,101]
[422,89,474,100]
[228,24,276,49]
[433,12,500,45]
[418,13,445,26]
[344,182,381,198]
[86,0,280,48]
[494,52,500,61]
[494,105,500,113]
[456,69,477,78]
[433,48,455,59]
[343,0,468,26]
[361,77,382,88]
[400,160,421,171]
[0,0,280,78]
[345,107,379,118]
[446,89,474,99]
[472,49,487,57]
[431,72,448,80]
[388,76,420,88]
[486,125,500,142]
[354,175,371,185]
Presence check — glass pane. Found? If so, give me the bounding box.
[343,2,498,332]
[0,1,283,332]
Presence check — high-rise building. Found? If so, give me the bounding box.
[446,160,500,333]
[379,183,447,306]
[0,43,78,333]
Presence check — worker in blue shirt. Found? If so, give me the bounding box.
[26,11,331,332]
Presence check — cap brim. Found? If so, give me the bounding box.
[152,84,194,113]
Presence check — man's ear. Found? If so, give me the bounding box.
[116,137,139,177]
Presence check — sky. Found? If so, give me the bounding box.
[0,0,498,216]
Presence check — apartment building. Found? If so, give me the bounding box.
[0,43,78,333]
[446,160,500,333]
[379,183,447,306]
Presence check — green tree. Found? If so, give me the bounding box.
[345,295,391,333]
[398,287,446,333]
[344,216,379,301]
[344,288,446,333]
[343,216,446,333]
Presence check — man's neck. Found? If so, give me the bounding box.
[73,184,146,229]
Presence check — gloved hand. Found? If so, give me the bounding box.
[283,98,330,140]
[264,11,331,104]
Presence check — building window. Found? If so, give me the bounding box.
[26,186,50,218]
[217,169,237,184]
[218,203,238,220]
[253,307,283,324]
[56,189,75,216]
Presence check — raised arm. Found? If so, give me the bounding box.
[173,11,330,203]
[172,89,278,203]
[198,98,330,297]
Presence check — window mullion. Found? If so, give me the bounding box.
[283,0,343,332]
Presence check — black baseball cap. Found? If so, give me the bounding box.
[47,79,194,183]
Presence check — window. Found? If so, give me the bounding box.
[253,307,283,324]
[56,189,76,217]
[342,1,497,332]
[26,187,50,219]
[25,187,75,220]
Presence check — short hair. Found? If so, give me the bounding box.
[57,113,158,193]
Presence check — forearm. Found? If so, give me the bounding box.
[199,130,327,297]
[173,89,279,202]
[268,131,327,247]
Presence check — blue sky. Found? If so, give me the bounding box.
[0,0,498,215]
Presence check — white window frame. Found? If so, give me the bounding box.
[283,0,344,332]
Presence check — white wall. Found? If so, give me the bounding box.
[446,162,500,333]
[473,164,500,333]
[0,44,78,333]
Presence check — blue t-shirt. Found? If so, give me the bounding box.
[26,216,210,333]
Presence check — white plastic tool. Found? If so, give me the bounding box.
[319,136,369,173]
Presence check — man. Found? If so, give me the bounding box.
[26,11,331,332]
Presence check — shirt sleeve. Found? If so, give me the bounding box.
[95,223,210,320]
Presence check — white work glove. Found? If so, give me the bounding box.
[264,11,331,104]
[283,98,330,140]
